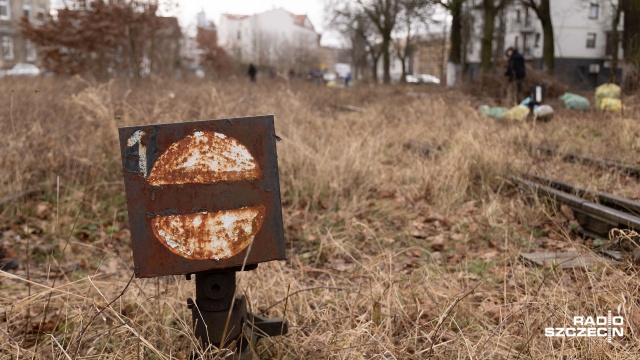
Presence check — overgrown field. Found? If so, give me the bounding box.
[1,77,640,359]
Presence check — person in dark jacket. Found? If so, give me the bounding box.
[504,47,526,103]
[248,63,257,82]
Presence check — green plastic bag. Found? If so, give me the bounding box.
[479,105,508,119]
[559,93,590,111]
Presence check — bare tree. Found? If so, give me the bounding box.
[357,0,401,83]
[393,0,432,82]
[353,13,377,80]
[287,33,321,73]
[623,0,640,67]
[21,0,173,79]
[196,22,230,76]
[480,0,511,71]
[607,0,623,83]
[436,0,465,84]
[521,0,554,74]
[328,1,382,81]
[251,29,277,66]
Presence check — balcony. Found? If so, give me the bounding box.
[518,20,536,33]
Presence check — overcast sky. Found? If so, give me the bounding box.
[173,0,340,45]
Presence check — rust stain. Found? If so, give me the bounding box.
[151,205,266,260]
[119,116,286,277]
[148,131,261,186]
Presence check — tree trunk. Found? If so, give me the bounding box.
[539,0,554,75]
[372,54,380,82]
[400,54,407,82]
[125,22,141,79]
[480,6,496,71]
[610,2,622,83]
[494,9,506,61]
[382,36,391,83]
[440,27,447,85]
[541,19,554,74]
[623,0,640,67]
[448,1,463,64]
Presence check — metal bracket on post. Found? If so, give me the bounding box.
[187,268,288,358]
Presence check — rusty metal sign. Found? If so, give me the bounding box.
[118,116,285,277]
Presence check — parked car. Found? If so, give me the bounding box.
[405,74,440,85]
[416,74,440,84]
[323,72,336,82]
[6,63,41,77]
[405,74,419,84]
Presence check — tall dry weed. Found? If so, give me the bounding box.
[1,78,639,358]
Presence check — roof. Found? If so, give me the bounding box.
[294,15,312,30]
[289,11,315,32]
[222,9,316,33]
[222,13,249,21]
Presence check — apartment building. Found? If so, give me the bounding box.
[463,0,623,88]
[217,8,320,70]
[0,0,49,69]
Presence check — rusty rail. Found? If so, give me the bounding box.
[512,175,640,237]
[537,146,640,178]
[523,174,640,216]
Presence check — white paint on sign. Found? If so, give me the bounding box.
[127,130,147,178]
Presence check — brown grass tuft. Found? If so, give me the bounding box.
[1,78,640,358]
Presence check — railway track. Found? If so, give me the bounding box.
[512,174,640,239]
[536,145,640,178]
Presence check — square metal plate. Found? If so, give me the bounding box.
[118,115,285,277]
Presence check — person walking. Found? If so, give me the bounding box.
[344,72,352,87]
[248,63,257,82]
[504,47,526,104]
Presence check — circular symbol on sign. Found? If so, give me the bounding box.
[148,131,261,186]
[148,131,265,261]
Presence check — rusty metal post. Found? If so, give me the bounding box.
[187,267,288,358]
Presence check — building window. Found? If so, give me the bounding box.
[26,40,36,61]
[516,10,521,23]
[237,30,241,40]
[2,36,13,60]
[535,33,541,48]
[515,36,519,52]
[589,4,599,19]
[23,4,31,21]
[586,33,596,48]
[0,0,10,20]
[37,6,45,21]
[524,7,532,27]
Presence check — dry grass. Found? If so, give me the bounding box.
[1,76,640,359]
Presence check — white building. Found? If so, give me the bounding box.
[462,0,623,88]
[218,8,320,70]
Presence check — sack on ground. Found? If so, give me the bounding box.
[478,105,508,119]
[599,97,622,112]
[559,93,590,110]
[534,105,554,121]
[595,83,621,109]
[504,105,530,121]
